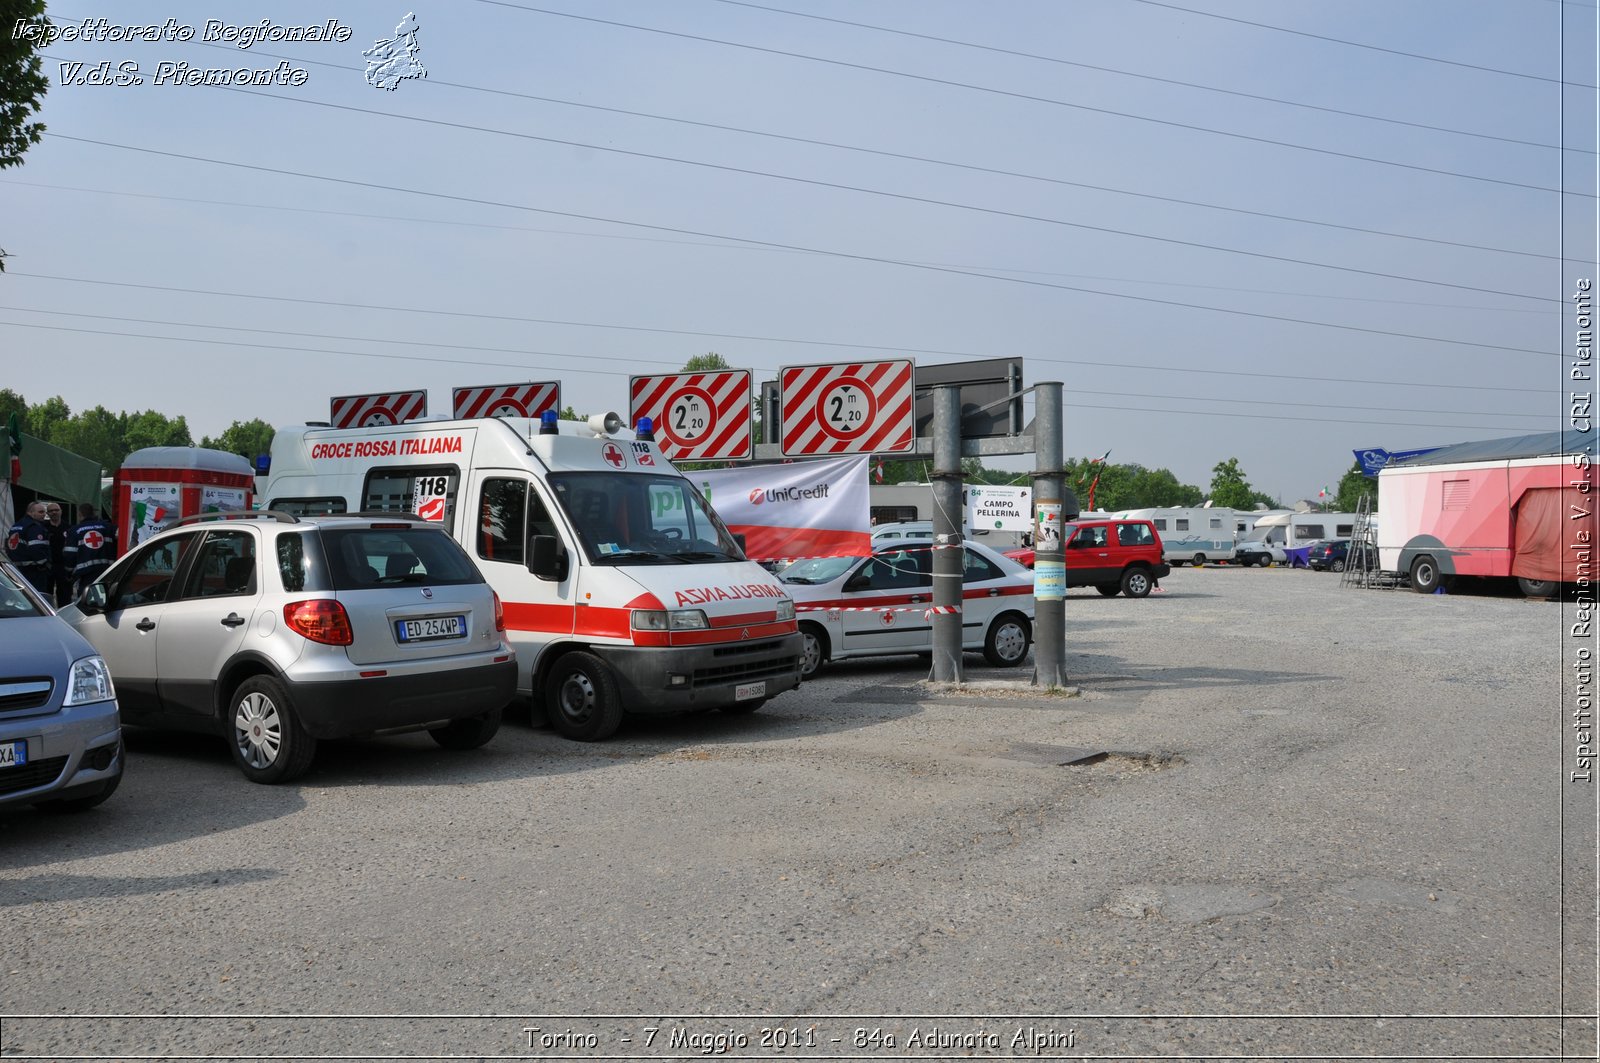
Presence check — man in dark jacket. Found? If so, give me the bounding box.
[64,503,118,598]
[44,502,72,606]
[5,499,53,593]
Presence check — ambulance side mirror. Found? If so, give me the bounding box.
[528,534,566,581]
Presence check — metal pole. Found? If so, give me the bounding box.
[929,385,965,683]
[1031,381,1068,687]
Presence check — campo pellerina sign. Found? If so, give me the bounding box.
[965,485,1032,531]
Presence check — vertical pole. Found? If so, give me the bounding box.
[1032,381,1068,687]
[929,385,965,683]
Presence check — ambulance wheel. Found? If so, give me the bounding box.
[1095,583,1120,597]
[983,613,1031,667]
[545,652,623,741]
[798,623,829,680]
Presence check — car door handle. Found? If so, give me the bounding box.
[988,587,1000,596]
[910,594,925,603]
[135,618,155,632]
[220,613,246,628]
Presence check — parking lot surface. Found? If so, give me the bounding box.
[1,566,1593,1059]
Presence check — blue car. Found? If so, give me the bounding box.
[0,559,123,811]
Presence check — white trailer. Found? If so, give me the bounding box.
[1115,507,1239,566]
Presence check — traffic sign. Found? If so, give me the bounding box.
[330,390,427,428]
[452,382,561,420]
[779,360,914,456]
[629,370,752,461]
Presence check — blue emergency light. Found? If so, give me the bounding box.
[539,410,559,435]
[636,417,655,441]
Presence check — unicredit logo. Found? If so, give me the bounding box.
[750,483,831,504]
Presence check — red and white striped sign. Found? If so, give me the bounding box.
[629,370,752,461]
[779,360,915,457]
[452,382,560,420]
[330,390,427,428]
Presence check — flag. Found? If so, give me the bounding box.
[874,460,885,484]
[1319,485,1329,498]
[5,413,20,483]
[1078,448,1111,484]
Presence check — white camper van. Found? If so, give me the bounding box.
[1115,507,1238,566]
[259,415,803,740]
[1234,511,1362,567]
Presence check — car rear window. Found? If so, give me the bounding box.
[319,528,485,589]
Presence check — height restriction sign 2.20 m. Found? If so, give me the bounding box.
[629,370,753,461]
[779,360,915,457]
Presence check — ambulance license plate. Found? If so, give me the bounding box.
[396,615,466,642]
[734,681,765,701]
[0,740,27,770]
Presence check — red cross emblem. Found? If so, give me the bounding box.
[5,532,17,552]
[601,443,627,469]
[82,530,105,550]
[879,610,896,627]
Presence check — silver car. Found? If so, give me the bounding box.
[0,559,123,811]
[61,512,516,784]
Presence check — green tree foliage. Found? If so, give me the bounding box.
[682,352,730,371]
[3,391,194,471]
[200,418,276,460]
[1333,460,1373,512]
[1064,458,1203,511]
[1,0,51,273]
[1209,457,1259,510]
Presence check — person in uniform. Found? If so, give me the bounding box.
[5,500,53,594]
[64,503,118,598]
[44,502,72,606]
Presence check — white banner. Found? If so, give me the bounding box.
[694,455,870,561]
[965,484,1032,532]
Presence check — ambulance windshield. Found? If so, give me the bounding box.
[548,473,744,565]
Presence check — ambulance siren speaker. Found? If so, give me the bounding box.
[588,412,624,436]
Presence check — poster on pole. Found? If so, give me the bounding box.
[965,485,1032,532]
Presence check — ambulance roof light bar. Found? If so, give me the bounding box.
[636,417,654,441]
[539,410,560,435]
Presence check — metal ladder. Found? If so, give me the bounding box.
[1341,491,1396,589]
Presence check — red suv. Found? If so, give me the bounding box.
[1004,519,1171,598]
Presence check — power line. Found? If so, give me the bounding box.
[2,178,1571,311]
[1126,0,1594,89]
[0,282,1553,395]
[0,319,1548,435]
[707,0,1589,154]
[34,137,1562,355]
[466,0,1588,198]
[47,22,1568,263]
[187,86,1559,306]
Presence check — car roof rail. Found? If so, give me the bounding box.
[169,510,301,529]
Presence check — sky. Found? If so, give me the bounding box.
[2,0,1596,504]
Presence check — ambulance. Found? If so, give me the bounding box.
[257,413,803,740]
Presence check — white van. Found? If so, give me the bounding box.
[259,415,803,740]
[1235,511,1363,567]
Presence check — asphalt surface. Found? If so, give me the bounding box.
[1,565,1593,1060]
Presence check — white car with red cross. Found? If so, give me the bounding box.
[777,539,1034,679]
[258,412,802,740]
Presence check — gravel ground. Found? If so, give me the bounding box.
[0,565,1593,1060]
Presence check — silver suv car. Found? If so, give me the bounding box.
[0,560,122,811]
[61,512,515,784]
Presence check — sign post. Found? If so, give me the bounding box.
[929,385,965,684]
[1031,381,1068,688]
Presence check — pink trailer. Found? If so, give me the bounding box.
[1377,430,1596,596]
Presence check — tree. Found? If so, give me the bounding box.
[123,409,192,453]
[1,0,51,273]
[1209,458,1258,510]
[200,418,276,461]
[682,352,730,371]
[1334,460,1373,512]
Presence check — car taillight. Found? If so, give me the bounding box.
[493,591,505,633]
[284,599,354,645]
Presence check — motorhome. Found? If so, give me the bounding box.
[1115,507,1238,566]
[1235,511,1363,567]
[1377,429,1594,596]
[258,413,803,740]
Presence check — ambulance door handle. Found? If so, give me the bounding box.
[136,618,155,632]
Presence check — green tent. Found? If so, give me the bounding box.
[1,431,103,506]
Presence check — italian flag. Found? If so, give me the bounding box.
[134,501,167,527]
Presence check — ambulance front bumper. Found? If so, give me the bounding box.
[599,633,803,712]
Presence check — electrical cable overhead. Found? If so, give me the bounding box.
[465,0,1587,198]
[707,0,1588,154]
[1127,0,1595,89]
[0,318,1547,435]
[0,285,1553,396]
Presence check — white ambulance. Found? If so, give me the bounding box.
[258,414,803,740]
